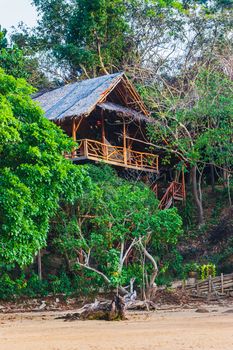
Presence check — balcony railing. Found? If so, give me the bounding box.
[66,139,159,172]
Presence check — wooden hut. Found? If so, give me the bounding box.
[34,72,159,173]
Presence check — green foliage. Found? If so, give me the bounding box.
[0,27,51,88]
[0,273,18,300]
[0,271,77,300]
[0,28,29,79]
[149,68,233,169]
[182,262,217,280]
[183,262,200,275]
[189,70,233,168]
[211,237,233,273]
[29,0,136,76]
[52,165,183,291]
[0,69,89,266]
[13,0,189,79]
[199,263,216,280]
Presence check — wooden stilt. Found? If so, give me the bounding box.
[123,119,127,165]
[71,119,77,158]
[72,119,77,141]
[101,111,107,158]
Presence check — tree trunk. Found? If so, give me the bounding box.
[37,250,42,280]
[227,172,232,207]
[191,166,205,228]
[210,164,215,192]
[145,276,158,300]
[140,243,158,300]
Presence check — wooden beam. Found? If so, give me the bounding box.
[72,155,158,173]
[123,119,127,164]
[72,119,77,141]
[101,110,107,157]
[122,75,149,116]
[75,116,84,133]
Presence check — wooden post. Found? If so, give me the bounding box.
[208,275,212,294]
[38,250,42,281]
[84,139,88,157]
[221,273,224,294]
[72,119,77,158]
[72,119,77,141]
[123,119,127,165]
[101,111,107,158]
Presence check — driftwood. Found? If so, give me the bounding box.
[127,300,156,311]
[58,295,126,321]
[57,296,156,322]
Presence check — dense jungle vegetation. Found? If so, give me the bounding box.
[0,0,232,300]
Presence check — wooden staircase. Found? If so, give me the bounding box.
[151,173,186,210]
[158,181,185,209]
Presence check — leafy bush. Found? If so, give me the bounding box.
[48,272,72,296]
[0,273,18,300]
[24,273,49,297]
[199,264,216,280]
[0,271,80,300]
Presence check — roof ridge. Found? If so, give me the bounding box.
[53,73,123,120]
[35,72,124,99]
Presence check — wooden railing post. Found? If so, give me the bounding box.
[208,275,212,294]
[123,120,127,165]
[106,144,109,160]
[71,119,77,158]
[84,139,88,157]
[221,273,224,294]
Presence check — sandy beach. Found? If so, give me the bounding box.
[0,307,233,350]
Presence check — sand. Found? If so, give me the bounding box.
[0,308,233,350]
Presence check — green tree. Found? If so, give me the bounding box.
[147,68,233,227]
[0,69,88,266]
[0,28,29,79]
[12,0,187,81]
[0,27,50,88]
[53,165,183,299]
[28,0,136,78]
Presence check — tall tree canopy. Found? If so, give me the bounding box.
[0,27,51,88]
[12,0,195,81]
[0,28,29,80]
[0,69,88,266]
[19,0,137,78]
[147,67,233,226]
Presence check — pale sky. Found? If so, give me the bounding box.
[0,0,37,31]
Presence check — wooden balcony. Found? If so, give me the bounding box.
[66,139,159,172]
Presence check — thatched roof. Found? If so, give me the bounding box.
[98,102,154,123]
[34,72,123,121]
[34,72,150,122]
